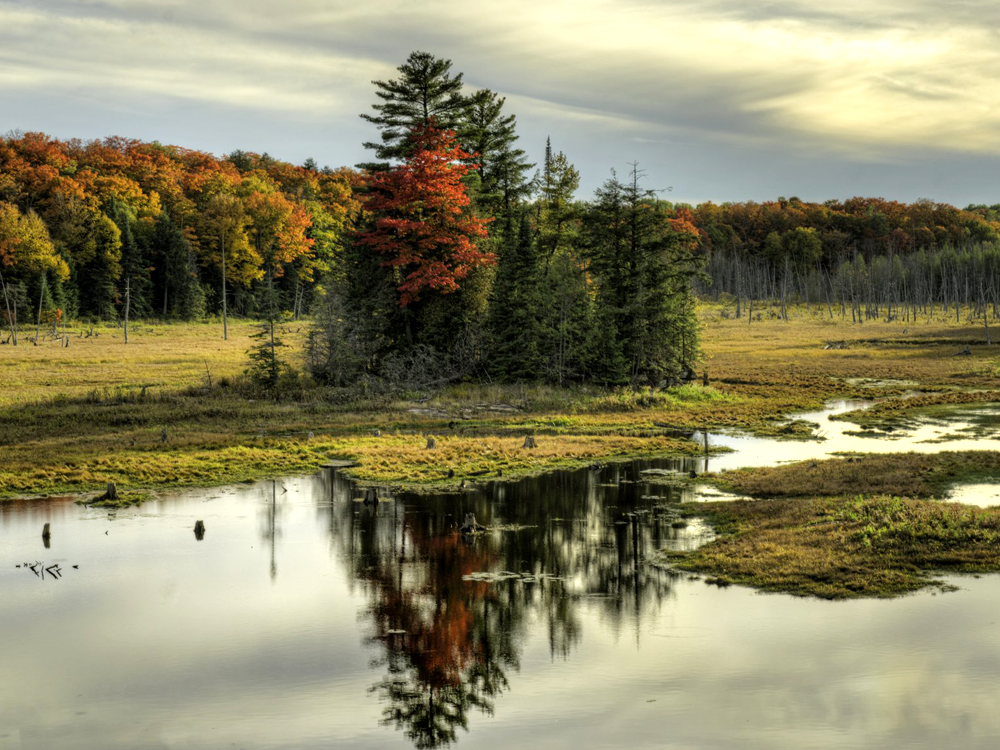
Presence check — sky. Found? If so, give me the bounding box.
[2,0,1000,206]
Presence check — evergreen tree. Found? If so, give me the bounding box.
[461,89,534,223]
[360,51,467,166]
[583,164,701,383]
[74,212,122,319]
[537,139,580,269]
[109,199,153,318]
[487,211,545,381]
[153,213,204,320]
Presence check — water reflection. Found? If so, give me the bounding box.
[6,427,1000,749]
[318,461,705,747]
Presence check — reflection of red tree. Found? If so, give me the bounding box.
[367,526,495,689]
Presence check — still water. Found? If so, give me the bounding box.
[3,407,1000,749]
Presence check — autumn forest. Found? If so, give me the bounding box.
[4,51,1000,387]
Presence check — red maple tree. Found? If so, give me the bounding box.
[359,123,493,307]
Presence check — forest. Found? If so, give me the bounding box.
[3,50,1000,388]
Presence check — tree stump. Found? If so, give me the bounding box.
[426,437,436,449]
[42,523,51,548]
[522,436,537,449]
[105,482,118,502]
[194,520,205,541]
[160,428,168,443]
[459,513,485,534]
[702,371,709,387]
[373,429,381,437]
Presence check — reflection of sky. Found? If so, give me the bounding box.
[701,401,1000,473]
[3,470,1000,749]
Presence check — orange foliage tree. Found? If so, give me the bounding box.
[358,124,493,308]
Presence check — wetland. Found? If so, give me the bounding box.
[5,310,1000,748]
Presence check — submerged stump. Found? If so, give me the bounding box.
[459,513,485,534]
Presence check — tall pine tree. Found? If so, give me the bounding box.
[461,89,534,225]
[360,51,467,167]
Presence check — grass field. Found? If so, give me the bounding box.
[2,303,998,498]
[0,319,307,406]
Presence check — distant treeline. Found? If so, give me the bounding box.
[686,196,1000,262]
[691,198,1000,329]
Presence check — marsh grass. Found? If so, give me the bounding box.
[3,306,1000,499]
[715,451,1000,500]
[666,494,1000,598]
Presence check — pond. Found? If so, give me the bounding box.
[3,403,1000,749]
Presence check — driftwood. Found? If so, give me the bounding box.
[955,345,972,356]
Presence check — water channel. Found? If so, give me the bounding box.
[3,402,1000,749]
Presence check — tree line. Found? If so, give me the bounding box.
[0,51,702,386]
[0,132,358,337]
[9,50,997,385]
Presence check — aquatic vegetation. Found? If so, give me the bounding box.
[832,391,1000,429]
[76,489,152,508]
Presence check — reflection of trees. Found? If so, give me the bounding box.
[256,480,285,583]
[318,457,695,748]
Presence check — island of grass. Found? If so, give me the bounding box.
[664,451,1000,598]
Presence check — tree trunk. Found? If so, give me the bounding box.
[221,230,228,341]
[123,276,130,344]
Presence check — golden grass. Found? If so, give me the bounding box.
[0,319,308,406]
[0,427,697,497]
[699,301,1000,397]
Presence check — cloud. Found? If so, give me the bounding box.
[2,0,1000,201]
